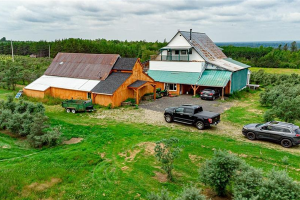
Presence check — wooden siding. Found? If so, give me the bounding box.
[93,59,155,107]
[50,88,88,100]
[23,88,49,98]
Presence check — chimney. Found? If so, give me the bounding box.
[190,29,192,41]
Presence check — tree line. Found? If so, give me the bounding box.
[222,41,300,68]
[0,38,167,62]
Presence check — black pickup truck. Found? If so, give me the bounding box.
[164,104,220,130]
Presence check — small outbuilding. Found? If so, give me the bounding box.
[24,53,156,107]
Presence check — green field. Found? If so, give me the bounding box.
[251,67,300,75]
[1,89,300,199]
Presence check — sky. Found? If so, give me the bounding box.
[1,0,300,42]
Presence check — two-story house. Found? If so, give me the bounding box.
[148,30,251,99]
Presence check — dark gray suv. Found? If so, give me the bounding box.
[242,121,300,148]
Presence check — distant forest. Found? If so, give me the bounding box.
[0,37,167,62]
[1,37,300,68]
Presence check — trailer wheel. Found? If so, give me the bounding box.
[72,109,76,114]
[66,109,71,113]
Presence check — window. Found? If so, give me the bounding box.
[175,50,179,55]
[282,128,291,133]
[189,49,192,54]
[175,107,184,113]
[181,50,187,55]
[167,83,177,91]
[184,108,194,114]
[87,92,91,99]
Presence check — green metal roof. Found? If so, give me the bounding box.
[147,70,201,85]
[147,70,232,87]
[223,58,251,68]
[197,70,232,87]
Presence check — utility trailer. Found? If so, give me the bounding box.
[62,99,94,113]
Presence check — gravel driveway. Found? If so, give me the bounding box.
[139,95,233,113]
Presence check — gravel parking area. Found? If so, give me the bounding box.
[139,95,233,113]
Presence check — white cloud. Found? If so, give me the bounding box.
[1,0,300,42]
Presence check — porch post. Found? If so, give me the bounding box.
[221,87,224,100]
[136,89,139,105]
[153,84,156,100]
[160,50,162,61]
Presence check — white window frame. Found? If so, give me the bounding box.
[165,83,177,91]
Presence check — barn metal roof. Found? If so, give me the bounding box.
[113,57,137,71]
[147,69,232,87]
[180,31,227,61]
[24,75,100,92]
[147,70,201,85]
[223,58,251,69]
[44,53,120,80]
[208,58,247,72]
[91,72,131,95]
[197,70,232,87]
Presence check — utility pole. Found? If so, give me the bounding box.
[11,40,14,62]
[49,45,50,58]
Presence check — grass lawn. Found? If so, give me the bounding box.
[1,88,300,199]
[251,67,300,75]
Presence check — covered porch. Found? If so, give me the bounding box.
[157,46,192,61]
[128,80,156,104]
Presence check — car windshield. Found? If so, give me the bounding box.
[295,129,300,134]
[255,123,264,127]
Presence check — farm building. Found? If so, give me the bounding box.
[148,29,251,98]
[24,53,156,107]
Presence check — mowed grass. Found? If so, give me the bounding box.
[1,88,300,199]
[251,67,300,75]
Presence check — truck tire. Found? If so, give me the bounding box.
[165,114,173,123]
[195,121,205,130]
[281,139,292,148]
[66,109,71,113]
[72,109,76,114]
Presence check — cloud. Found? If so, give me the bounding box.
[1,0,300,42]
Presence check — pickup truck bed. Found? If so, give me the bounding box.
[164,104,220,130]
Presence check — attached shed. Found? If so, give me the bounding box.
[24,53,155,107]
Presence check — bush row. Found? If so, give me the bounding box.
[0,96,61,147]
[251,70,300,122]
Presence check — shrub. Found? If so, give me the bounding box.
[147,189,172,200]
[199,150,243,197]
[0,109,11,129]
[232,164,263,200]
[155,138,181,181]
[176,186,207,200]
[27,114,62,148]
[281,156,289,165]
[124,98,136,104]
[258,169,300,200]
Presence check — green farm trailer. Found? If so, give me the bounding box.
[62,99,94,113]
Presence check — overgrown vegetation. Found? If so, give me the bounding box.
[251,70,300,122]
[0,96,61,147]
[199,150,300,199]
[222,41,300,69]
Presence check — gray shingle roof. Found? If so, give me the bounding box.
[128,80,147,88]
[113,58,137,70]
[91,72,131,94]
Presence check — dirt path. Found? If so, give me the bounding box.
[93,107,300,155]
